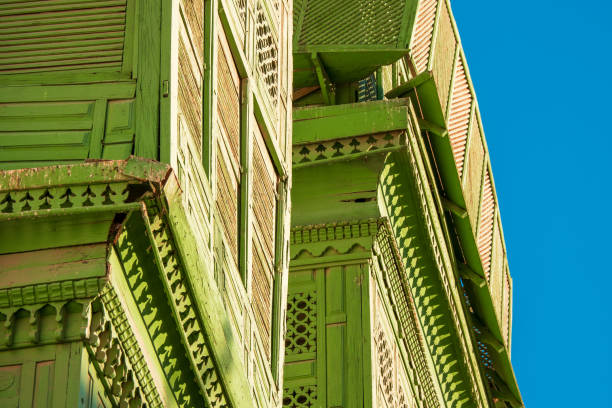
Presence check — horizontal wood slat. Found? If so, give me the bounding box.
[0,0,128,75]
[251,123,277,363]
[217,33,241,166]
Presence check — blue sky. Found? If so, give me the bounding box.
[451,1,612,406]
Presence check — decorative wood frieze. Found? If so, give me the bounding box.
[87,284,164,408]
[373,222,443,408]
[290,219,381,263]
[1,159,255,408]
[0,182,130,215]
[380,137,489,407]
[292,131,403,166]
[145,205,232,408]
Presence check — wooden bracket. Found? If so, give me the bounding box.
[418,118,448,138]
[385,70,432,98]
[458,263,486,288]
[310,52,336,105]
[473,318,505,354]
[441,197,467,218]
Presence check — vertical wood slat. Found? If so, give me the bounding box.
[477,168,495,281]
[409,0,437,73]
[0,0,128,75]
[448,54,472,177]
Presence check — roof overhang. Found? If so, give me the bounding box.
[0,158,255,408]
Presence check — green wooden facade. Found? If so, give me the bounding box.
[0,0,291,406]
[0,0,522,407]
[285,0,522,407]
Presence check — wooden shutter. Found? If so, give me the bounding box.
[0,0,129,75]
[251,124,277,360]
[216,28,241,268]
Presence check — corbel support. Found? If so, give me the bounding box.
[473,318,504,354]
[385,70,432,98]
[489,370,523,408]
[458,263,486,288]
[310,52,336,105]
[418,118,448,138]
[441,197,467,219]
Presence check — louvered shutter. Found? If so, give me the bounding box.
[216,28,241,268]
[251,123,277,360]
[0,0,129,75]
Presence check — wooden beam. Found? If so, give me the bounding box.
[310,52,335,105]
[458,263,486,288]
[293,86,320,101]
[441,197,467,219]
[418,118,448,138]
[385,70,432,99]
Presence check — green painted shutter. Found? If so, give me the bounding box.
[0,0,129,75]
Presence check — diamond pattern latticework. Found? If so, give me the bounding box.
[285,292,317,355]
[375,322,394,407]
[283,385,316,407]
[297,0,405,46]
[376,227,440,408]
[255,2,279,110]
[234,0,247,28]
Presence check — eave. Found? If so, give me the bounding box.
[0,157,255,408]
[386,74,523,407]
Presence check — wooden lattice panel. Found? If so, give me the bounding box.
[285,291,316,356]
[255,1,279,120]
[283,385,316,407]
